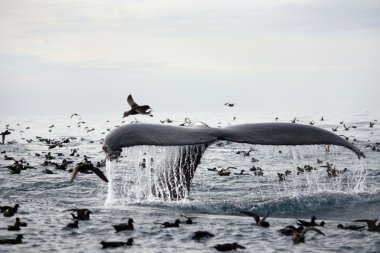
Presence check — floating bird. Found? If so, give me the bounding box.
[160,118,174,124]
[224,103,235,107]
[192,231,214,241]
[66,220,79,228]
[113,218,134,232]
[14,217,27,227]
[100,238,133,249]
[1,204,19,216]
[179,118,192,127]
[4,155,15,160]
[214,242,245,251]
[181,214,195,224]
[241,211,270,227]
[0,234,23,245]
[234,170,249,175]
[218,169,231,176]
[236,148,255,157]
[291,117,297,123]
[42,168,54,174]
[297,216,325,227]
[162,219,180,228]
[337,224,366,231]
[332,126,338,132]
[278,173,285,181]
[65,208,92,220]
[279,225,304,236]
[123,94,152,118]
[70,162,108,183]
[7,223,20,231]
[354,219,380,232]
[286,226,325,244]
[309,120,315,125]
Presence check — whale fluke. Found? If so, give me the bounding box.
[102,122,364,199]
[103,123,364,159]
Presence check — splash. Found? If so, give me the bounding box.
[104,144,207,206]
[104,144,370,207]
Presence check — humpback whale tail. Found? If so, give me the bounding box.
[102,122,364,200]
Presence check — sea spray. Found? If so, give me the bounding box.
[104,144,207,205]
[104,143,369,207]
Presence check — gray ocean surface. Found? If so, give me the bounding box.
[0,111,379,253]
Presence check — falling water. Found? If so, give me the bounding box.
[104,143,369,207]
[104,144,207,206]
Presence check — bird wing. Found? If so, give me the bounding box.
[135,105,152,114]
[297,220,310,226]
[127,95,138,108]
[241,211,260,224]
[302,227,325,236]
[90,166,109,183]
[63,209,80,212]
[261,212,270,222]
[69,165,80,183]
[353,219,372,222]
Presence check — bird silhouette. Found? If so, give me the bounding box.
[123,95,153,118]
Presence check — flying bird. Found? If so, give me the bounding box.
[70,163,108,183]
[123,95,153,118]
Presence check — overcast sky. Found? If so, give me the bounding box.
[1,0,379,116]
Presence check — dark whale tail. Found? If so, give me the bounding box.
[103,123,364,159]
[102,122,364,199]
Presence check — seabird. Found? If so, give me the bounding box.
[241,211,270,227]
[66,220,79,228]
[113,218,134,232]
[100,238,133,249]
[214,242,245,251]
[65,208,92,220]
[224,103,235,107]
[15,217,27,227]
[1,204,19,216]
[70,162,108,183]
[162,219,180,228]
[7,223,20,231]
[297,216,325,227]
[0,234,23,245]
[354,219,380,232]
[123,94,152,118]
[279,225,304,236]
[1,130,11,144]
[192,231,214,241]
[181,214,195,224]
[286,226,325,244]
[337,224,366,231]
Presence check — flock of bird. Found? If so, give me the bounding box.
[1,95,379,251]
[1,201,379,250]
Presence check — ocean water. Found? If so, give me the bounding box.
[0,112,379,253]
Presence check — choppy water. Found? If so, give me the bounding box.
[0,112,379,252]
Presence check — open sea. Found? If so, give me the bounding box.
[0,111,379,252]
